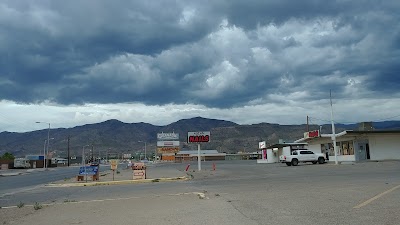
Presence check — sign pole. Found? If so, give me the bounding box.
[198,144,201,171]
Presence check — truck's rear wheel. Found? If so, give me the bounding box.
[318,157,325,164]
[285,162,291,166]
[291,159,298,166]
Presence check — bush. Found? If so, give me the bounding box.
[17,202,24,208]
[34,202,43,210]
[0,152,15,160]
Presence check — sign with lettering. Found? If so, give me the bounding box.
[187,131,210,143]
[157,133,179,140]
[157,141,180,147]
[304,130,320,139]
[79,166,98,175]
[110,159,118,170]
[157,147,180,154]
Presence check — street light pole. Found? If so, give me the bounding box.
[42,140,47,168]
[330,90,338,165]
[82,145,89,182]
[138,141,147,160]
[47,123,50,167]
[36,122,51,169]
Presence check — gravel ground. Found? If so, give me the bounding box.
[1,192,258,225]
[1,207,36,225]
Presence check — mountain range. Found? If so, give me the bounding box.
[1,117,399,158]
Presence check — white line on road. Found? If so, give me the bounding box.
[353,184,400,209]
[0,185,44,198]
[1,192,211,208]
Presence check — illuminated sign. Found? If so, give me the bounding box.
[187,131,210,143]
[304,130,320,139]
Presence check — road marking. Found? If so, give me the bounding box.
[353,184,400,209]
[0,192,207,208]
[0,185,44,198]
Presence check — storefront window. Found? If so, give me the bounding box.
[341,141,354,155]
[323,141,354,156]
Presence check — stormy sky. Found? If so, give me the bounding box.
[1,0,400,132]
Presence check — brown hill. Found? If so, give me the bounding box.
[1,117,399,158]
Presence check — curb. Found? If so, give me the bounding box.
[45,176,189,187]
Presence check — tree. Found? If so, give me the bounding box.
[1,152,15,160]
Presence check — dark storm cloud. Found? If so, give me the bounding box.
[0,0,399,108]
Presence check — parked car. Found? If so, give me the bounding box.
[279,150,326,166]
[90,161,99,167]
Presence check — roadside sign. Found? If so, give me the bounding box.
[259,141,266,149]
[79,166,98,175]
[157,141,180,147]
[187,131,210,143]
[110,159,118,170]
[157,146,180,154]
[157,133,179,140]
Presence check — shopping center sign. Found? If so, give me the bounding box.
[157,147,180,154]
[157,133,179,140]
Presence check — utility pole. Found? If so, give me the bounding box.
[67,135,70,167]
[330,90,338,165]
[91,144,94,162]
[307,115,309,132]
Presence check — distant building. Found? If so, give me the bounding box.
[162,150,226,162]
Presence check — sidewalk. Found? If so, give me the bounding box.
[46,163,189,187]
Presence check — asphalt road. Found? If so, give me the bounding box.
[0,165,108,198]
[1,160,400,225]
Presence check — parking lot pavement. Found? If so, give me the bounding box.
[2,160,400,225]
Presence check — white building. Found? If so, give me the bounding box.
[259,143,308,163]
[295,130,400,162]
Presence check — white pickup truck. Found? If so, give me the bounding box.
[279,150,326,166]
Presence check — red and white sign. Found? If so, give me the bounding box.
[187,131,210,143]
[304,130,320,139]
[259,141,266,149]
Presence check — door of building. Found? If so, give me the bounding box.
[358,144,367,160]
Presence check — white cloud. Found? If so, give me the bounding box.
[179,8,196,26]
[1,97,400,133]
